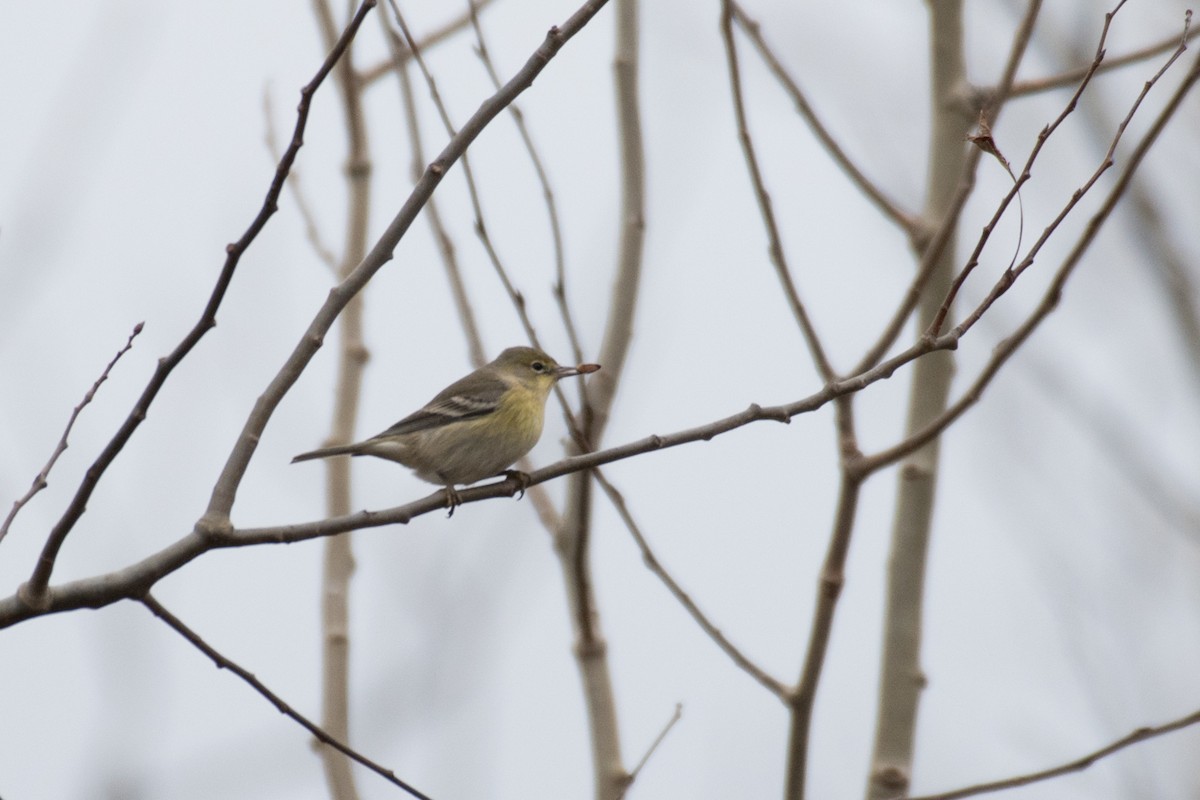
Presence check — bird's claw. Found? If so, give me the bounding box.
[444,485,462,518]
[503,469,532,500]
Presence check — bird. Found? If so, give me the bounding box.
[293,346,600,514]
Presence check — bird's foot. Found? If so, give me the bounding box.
[502,469,532,500]
[444,485,462,518]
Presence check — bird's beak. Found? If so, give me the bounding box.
[555,362,601,379]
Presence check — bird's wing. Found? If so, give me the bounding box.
[371,371,508,438]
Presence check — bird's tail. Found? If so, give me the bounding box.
[291,443,362,463]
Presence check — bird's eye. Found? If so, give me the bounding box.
[531,361,546,373]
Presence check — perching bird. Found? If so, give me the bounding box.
[293,346,600,513]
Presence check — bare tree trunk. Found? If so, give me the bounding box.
[558,0,645,797]
[312,2,372,798]
[865,2,969,798]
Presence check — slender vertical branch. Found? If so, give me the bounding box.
[557,0,646,796]
[311,2,373,797]
[383,13,487,369]
[784,471,864,800]
[719,0,834,382]
[467,1,586,367]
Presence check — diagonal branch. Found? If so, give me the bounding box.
[949,4,1191,341]
[358,0,499,87]
[720,0,835,382]
[467,1,585,368]
[862,40,1200,477]
[1009,20,1198,97]
[729,1,916,234]
[1,322,143,544]
[854,0,1040,375]
[19,0,378,609]
[141,594,434,800]
[592,468,788,700]
[902,705,1200,800]
[618,703,683,799]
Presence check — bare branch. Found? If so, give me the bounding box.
[932,0,1156,340]
[467,1,585,367]
[1009,17,1198,97]
[785,473,864,798]
[618,703,683,799]
[0,322,143,544]
[263,89,339,271]
[860,2,974,796]
[854,0,1040,374]
[556,0,648,793]
[18,0,378,610]
[950,5,1191,341]
[903,705,1200,800]
[141,595,434,800]
[593,469,788,700]
[0,327,965,631]
[863,41,1200,476]
[719,0,835,382]
[380,12,487,369]
[385,0,557,362]
[358,0,498,87]
[980,0,1044,120]
[728,2,916,234]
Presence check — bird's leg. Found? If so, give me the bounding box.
[443,484,462,517]
[501,469,532,500]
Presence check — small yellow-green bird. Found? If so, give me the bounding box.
[293,346,600,513]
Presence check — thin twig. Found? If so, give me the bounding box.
[593,469,788,699]
[729,1,916,234]
[784,473,863,798]
[903,705,1200,800]
[862,39,1200,476]
[381,10,486,368]
[467,0,585,368]
[949,3,1188,341]
[140,594,434,800]
[1009,21,1199,97]
[359,0,498,87]
[617,703,683,799]
[719,0,835,382]
[18,0,378,610]
[386,1,543,347]
[0,322,143,544]
[263,88,339,271]
[930,0,1138,339]
[980,0,1044,121]
[852,0,1040,374]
